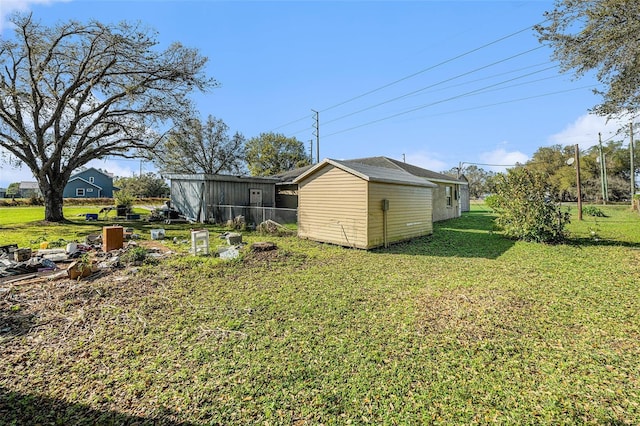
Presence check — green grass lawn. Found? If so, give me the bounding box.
[0,205,174,248]
[1,204,639,424]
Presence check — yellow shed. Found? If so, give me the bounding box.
[293,159,436,249]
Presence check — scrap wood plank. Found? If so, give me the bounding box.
[2,274,39,284]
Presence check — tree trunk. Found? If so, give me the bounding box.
[42,181,65,222]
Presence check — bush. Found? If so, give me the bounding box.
[27,194,44,206]
[491,168,570,243]
[484,194,499,210]
[120,246,151,265]
[583,206,607,217]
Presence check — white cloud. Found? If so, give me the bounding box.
[0,0,69,33]
[404,151,448,173]
[549,113,628,149]
[86,159,137,178]
[478,148,529,173]
[0,162,35,187]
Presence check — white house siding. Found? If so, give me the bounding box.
[297,165,368,249]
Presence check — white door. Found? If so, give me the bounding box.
[250,189,263,206]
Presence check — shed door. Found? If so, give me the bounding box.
[250,189,263,206]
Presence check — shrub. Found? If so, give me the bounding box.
[28,194,44,206]
[120,246,149,265]
[484,194,499,210]
[114,190,135,208]
[583,206,607,217]
[491,168,570,243]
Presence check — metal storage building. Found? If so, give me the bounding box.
[165,174,279,223]
[293,159,437,249]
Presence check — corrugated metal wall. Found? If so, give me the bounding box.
[207,180,275,207]
[460,184,470,212]
[170,176,277,222]
[171,179,204,221]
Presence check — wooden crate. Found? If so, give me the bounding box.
[102,226,124,252]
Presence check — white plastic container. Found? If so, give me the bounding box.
[66,242,78,255]
[150,229,166,240]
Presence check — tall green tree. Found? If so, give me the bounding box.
[0,14,214,221]
[245,132,310,176]
[536,1,640,116]
[6,182,19,197]
[526,145,584,201]
[153,115,245,175]
[114,173,169,198]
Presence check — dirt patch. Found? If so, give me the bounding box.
[243,246,286,264]
[417,287,540,344]
[135,239,174,253]
[1,266,164,346]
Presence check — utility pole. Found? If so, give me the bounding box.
[631,122,636,205]
[598,133,607,204]
[311,109,319,163]
[575,144,583,221]
[309,140,313,163]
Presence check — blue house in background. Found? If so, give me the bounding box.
[63,167,117,198]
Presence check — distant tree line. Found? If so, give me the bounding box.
[525,141,638,203]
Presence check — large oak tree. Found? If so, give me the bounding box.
[0,14,215,221]
[244,132,310,176]
[536,1,640,116]
[153,115,245,175]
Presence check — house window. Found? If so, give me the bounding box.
[446,186,452,207]
[89,177,95,183]
[87,188,93,193]
[76,188,85,197]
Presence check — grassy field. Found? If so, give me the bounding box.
[0,205,169,248]
[1,203,639,424]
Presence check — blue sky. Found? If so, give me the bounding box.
[0,0,628,188]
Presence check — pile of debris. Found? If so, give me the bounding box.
[257,219,295,236]
[0,230,173,286]
[0,242,94,285]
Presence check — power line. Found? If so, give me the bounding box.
[416,85,596,120]
[462,162,524,168]
[318,20,548,114]
[270,19,547,132]
[322,50,553,127]
[323,85,597,138]
[269,115,309,132]
[286,63,560,137]
[403,61,555,97]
